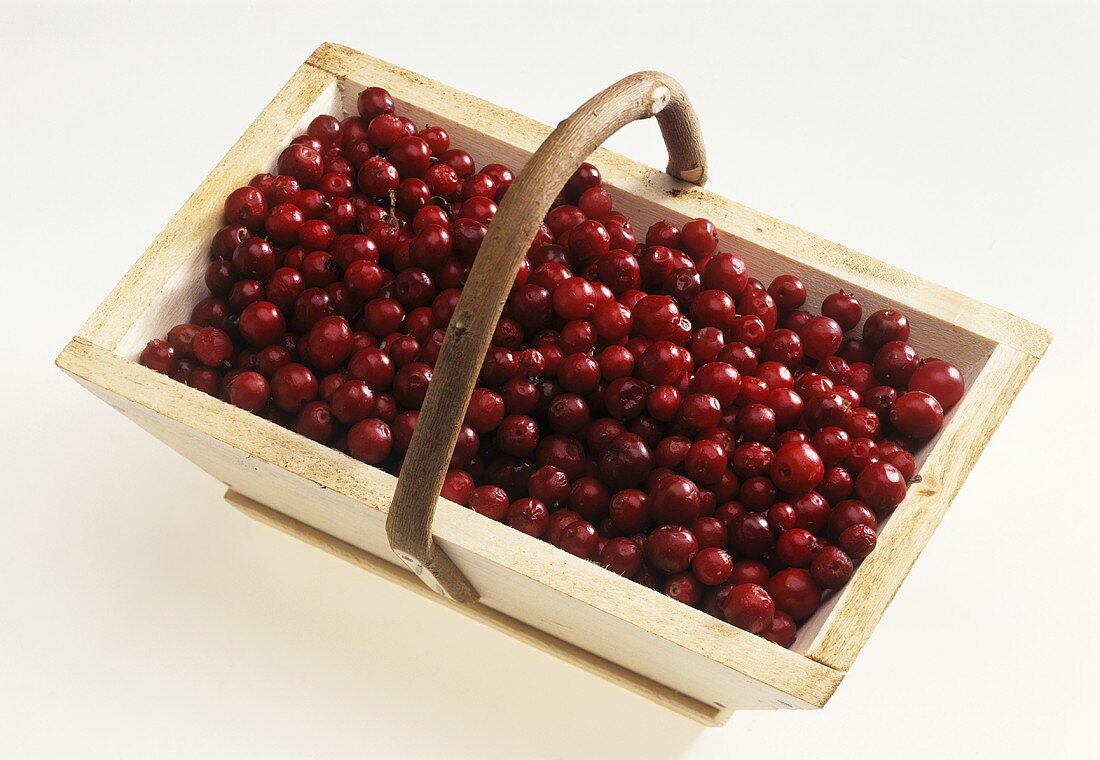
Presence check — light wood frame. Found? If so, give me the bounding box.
[55,43,1050,725]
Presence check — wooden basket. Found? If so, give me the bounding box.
[56,43,1050,726]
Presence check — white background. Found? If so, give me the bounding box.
[3,1,1098,757]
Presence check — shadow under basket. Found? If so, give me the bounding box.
[56,43,1050,726]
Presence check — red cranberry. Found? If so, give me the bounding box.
[560,520,600,559]
[838,524,878,560]
[810,546,854,589]
[193,327,233,367]
[821,291,862,331]
[139,339,177,374]
[767,568,821,622]
[271,363,318,413]
[891,391,944,438]
[761,611,797,648]
[728,513,774,558]
[775,528,819,568]
[692,547,733,585]
[650,475,702,526]
[863,308,910,348]
[469,485,509,520]
[664,572,703,606]
[770,442,825,494]
[908,360,965,409]
[723,583,775,633]
[645,525,698,574]
[855,461,907,513]
[601,537,644,577]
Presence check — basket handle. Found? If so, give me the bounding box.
[386,71,708,602]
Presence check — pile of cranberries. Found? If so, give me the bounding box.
[139,85,966,647]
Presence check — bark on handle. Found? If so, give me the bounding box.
[386,71,708,602]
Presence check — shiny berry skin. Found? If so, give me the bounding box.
[863,308,910,348]
[646,525,698,574]
[601,537,644,577]
[633,295,681,340]
[685,440,728,486]
[226,370,269,412]
[232,238,276,280]
[140,339,177,374]
[441,470,475,505]
[838,523,878,560]
[193,327,233,367]
[821,291,862,331]
[609,489,649,533]
[767,274,806,311]
[560,520,600,559]
[650,474,701,526]
[767,568,822,622]
[680,218,719,258]
[728,512,774,558]
[330,379,375,425]
[664,572,703,606]
[775,528,819,568]
[505,498,549,538]
[277,143,323,186]
[799,316,843,361]
[770,442,825,494]
[469,485,509,520]
[357,87,394,119]
[908,360,965,409]
[873,340,920,385]
[597,433,654,490]
[223,186,267,229]
[496,415,540,456]
[723,583,775,633]
[692,547,734,585]
[270,363,318,413]
[855,461,908,513]
[239,301,286,347]
[761,611,797,648]
[357,157,400,196]
[890,391,944,438]
[810,546,854,589]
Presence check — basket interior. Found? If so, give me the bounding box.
[112,70,997,660]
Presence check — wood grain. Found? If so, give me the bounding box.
[388,71,707,601]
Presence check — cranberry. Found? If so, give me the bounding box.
[891,391,944,438]
[855,461,907,513]
[597,433,654,490]
[908,360,965,409]
[799,316,843,361]
[601,537,644,577]
[560,520,600,559]
[193,327,234,367]
[775,528,819,568]
[821,291,862,331]
[139,339,177,374]
[770,442,825,494]
[465,485,507,521]
[609,489,649,533]
[838,523,878,560]
[692,547,734,585]
[761,611,797,648]
[767,274,806,311]
[728,513,774,558]
[664,572,703,606]
[810,546,854,589]
[767,568,821,622]
[645,525,698,574]
[650,474,701,526]
[270,363,318,413]
[863,308,910,348]
[723,583,775,633]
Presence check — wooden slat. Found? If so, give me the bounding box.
[57,337,842,712]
